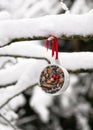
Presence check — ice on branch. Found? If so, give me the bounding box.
[0,10,93,46]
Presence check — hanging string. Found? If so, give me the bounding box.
[46,36,59,60]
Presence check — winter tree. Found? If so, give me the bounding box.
[0,0,93,130]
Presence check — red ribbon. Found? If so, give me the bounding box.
[46,36,59,59]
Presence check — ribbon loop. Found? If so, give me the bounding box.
[46,36,59,59]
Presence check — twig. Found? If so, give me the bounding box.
[60,0,69,12]
[0,113,21,130]
[68,69,93,73]
[16,115,38,126]
[0,60,14,69]
[0,82,17,88]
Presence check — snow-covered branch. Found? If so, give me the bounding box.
[0,83,37,109]
[0,53,93,74]
[0,9,93,47]
[0,43,93,108]
[0,42,93,74]
[0,58,48,108]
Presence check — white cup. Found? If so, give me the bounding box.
[38,64,70,96]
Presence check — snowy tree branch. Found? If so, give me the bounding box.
[0,59,48,108]
[0,54,93,74]
[0,83,38,109]
[0,9,93,47]
[0,7,93,109]
[0,55,51,64]
[68,69,93,73]
[0,43,93,74]
[0,44,93,108]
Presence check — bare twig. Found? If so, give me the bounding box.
[16,115,38,126]
[0,113,21,130]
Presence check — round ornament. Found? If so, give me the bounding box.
[38,64,70,96]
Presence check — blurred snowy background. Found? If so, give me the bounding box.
[0,0,93,130]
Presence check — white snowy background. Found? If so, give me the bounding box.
[0,0,93,130]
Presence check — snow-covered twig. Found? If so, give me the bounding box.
[0,55,51,64]
[0,83,38,109]
[0,57,16,69]
[0,9,93,47]
[60,0,69,12]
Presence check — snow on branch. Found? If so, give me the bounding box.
[0,59,48,108]
[0,42,93,108]
[0,10,93,47]
[0,83,37,109]
[0,42,93,74]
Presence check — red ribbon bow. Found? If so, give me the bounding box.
[46,36,59,59]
